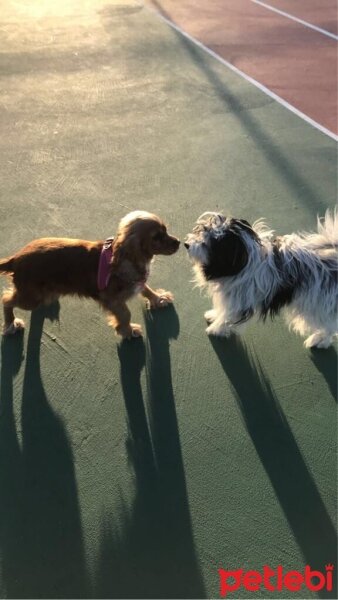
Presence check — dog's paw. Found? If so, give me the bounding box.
[118,323,143,339]
[204,309,217,323]
[2,318,25,336]
[131,323,143,338]
[304,333,332,349]
[206,322,232,337]
[147,289,174,310]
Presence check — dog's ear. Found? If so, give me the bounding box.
[203,231,248,279]
[238,219,251,229]
[234,218,260,242]
[111,221,151,269]
[110,234,123,267]
[111,231,140,267]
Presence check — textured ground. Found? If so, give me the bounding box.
[0,1,336,598]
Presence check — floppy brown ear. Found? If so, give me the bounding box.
[110,234,124,268]
[110,221,128,267]
[111,228,143,269]
[123,232,142,261]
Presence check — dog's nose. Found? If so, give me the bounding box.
[184,242,190,249]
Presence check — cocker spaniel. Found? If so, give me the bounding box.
[0,211,180,339]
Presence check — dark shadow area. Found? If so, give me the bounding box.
[0,303,91,599]
[149,0,329,215]
[310,346,337,402]
[95,306,205,599]
[210,335,337,599]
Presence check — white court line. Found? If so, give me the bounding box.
[252,0,338,41]
[146,5,338,142]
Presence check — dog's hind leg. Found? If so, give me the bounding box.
[2,289,25,335]
[296,313,337,349]
[304,330,336,349]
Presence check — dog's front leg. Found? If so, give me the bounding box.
[205,317,233,337]
[141,284,174,309]
[106,301,142,339]
[204,309,217,323]
[204,290,225,326]
[205,310,245,337]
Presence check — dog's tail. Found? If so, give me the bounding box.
[0,257,14,274]
[317,207,338,246]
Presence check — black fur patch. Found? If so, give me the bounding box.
[231,218,261,243]
[261,283,296,320]
[261,242,298,320]
[233,307,255,324]
[203,229,248,280]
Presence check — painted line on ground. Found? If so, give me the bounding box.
[251,0,338,41]
[146,4,338,142]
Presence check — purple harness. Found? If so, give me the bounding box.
[97,237,114,291]
[97,236,149,291]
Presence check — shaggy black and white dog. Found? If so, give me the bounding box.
[184,211,338,348]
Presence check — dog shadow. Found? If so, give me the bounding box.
[0,303,90,598]
[310,346,337,403]
[210,335,337,599]
[95,306,206,599]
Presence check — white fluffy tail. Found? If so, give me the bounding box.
[317,207,338,245]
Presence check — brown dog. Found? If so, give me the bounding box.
[0,211,180,339]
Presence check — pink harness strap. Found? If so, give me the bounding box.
[97,237,150,292]
[97,237,114,291]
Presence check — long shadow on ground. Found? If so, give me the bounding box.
[0,304,90,599]
[210,335,337,599]
[310,346,337,403]
[95,306,205,599]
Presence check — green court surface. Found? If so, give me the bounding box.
[0,1,336,598]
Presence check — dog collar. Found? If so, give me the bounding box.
[97,237,114,290]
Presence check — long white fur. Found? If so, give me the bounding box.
[186,210,338,348]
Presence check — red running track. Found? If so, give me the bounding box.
[148,0,338,136]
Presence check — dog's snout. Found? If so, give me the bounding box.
[184,242,190,250]
[165,236,180,255]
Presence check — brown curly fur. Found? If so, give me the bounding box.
[0,211,180,339]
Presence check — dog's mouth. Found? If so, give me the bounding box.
[183,236,195,255]
[183,236,209,267]
[155,237,180,255]
[184,231,201,251]
[164,239,181,255]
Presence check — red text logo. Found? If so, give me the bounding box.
[219,564,334,597]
